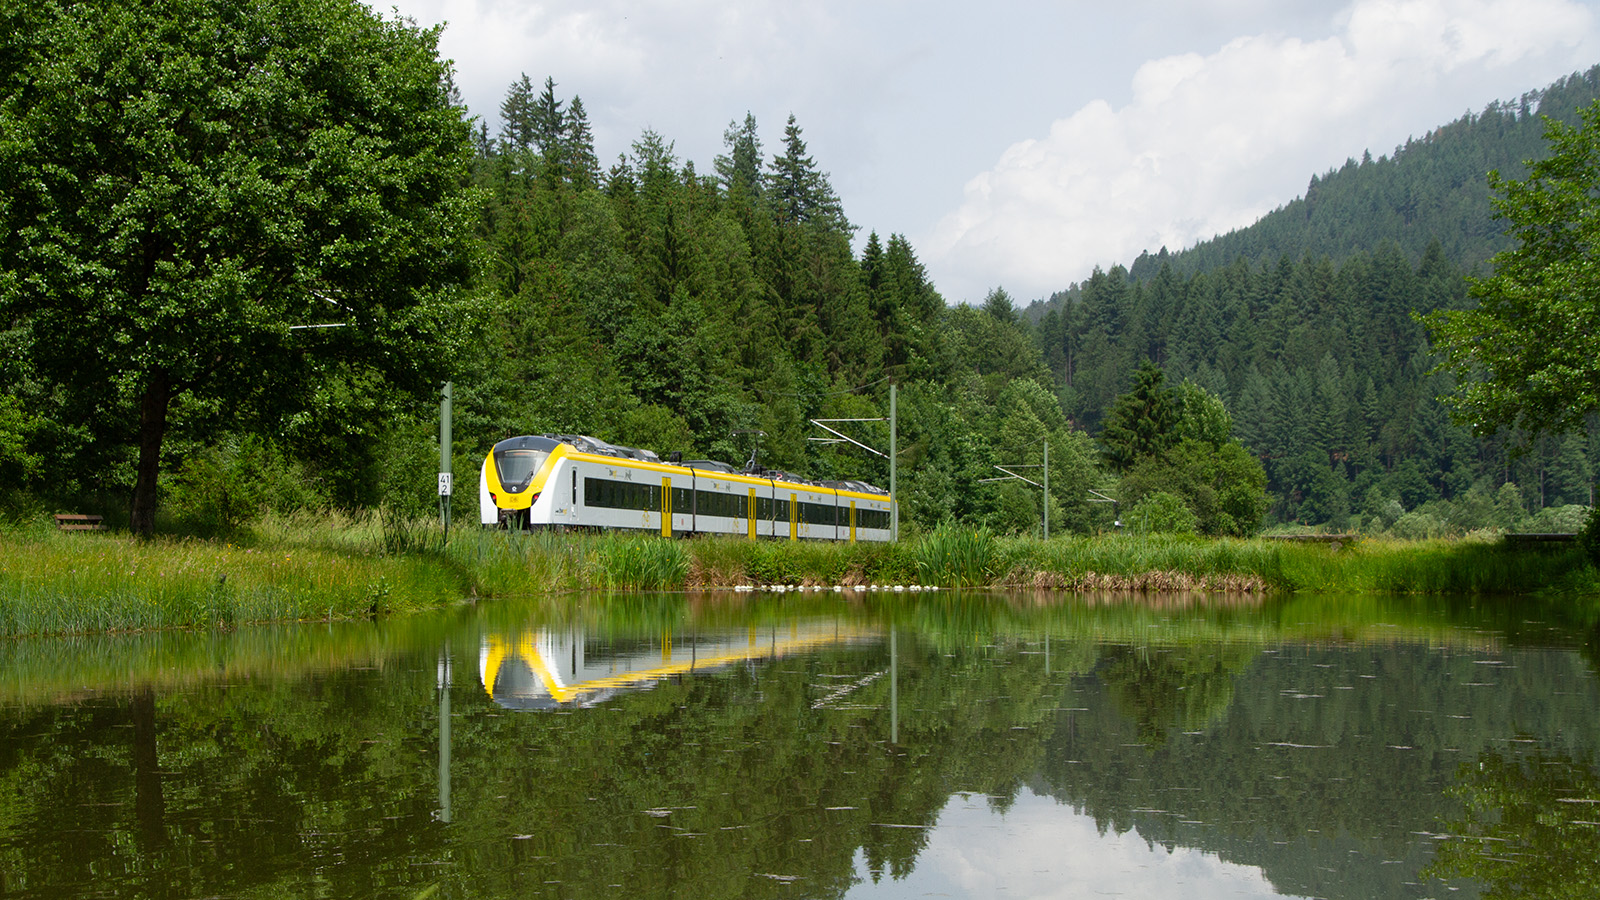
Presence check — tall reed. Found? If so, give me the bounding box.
[913,525,998,586]
[592,534,690,590]
[6,514,1593,638]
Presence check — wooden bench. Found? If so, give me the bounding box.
[1503,532,1577,545]
[1262,533,1358,549]
[54,513,106,532]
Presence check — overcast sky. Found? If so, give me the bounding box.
[841,789,1282,899]
[391,0,1600,305]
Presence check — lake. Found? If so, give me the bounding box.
[1,591,1596,899]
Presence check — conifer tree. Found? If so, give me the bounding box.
[769,114,847,232]
[532,77,565,153]
[1099,361,1178,473]
[564,96,600,189]
[715,113,764,200]
[499,73,536,152]
[532,76,567,179]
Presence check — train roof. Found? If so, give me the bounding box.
[680,459,738,473]
[499,434,888,496]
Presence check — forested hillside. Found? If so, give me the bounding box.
[1,69,1109,537]
[1121,66,1600,280]
[6,46,1598,537]
[1025,66,1600,533]
[447,81,1110,535]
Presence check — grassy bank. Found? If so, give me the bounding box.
[3,514,1597,636]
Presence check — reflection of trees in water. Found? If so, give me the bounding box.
[9,599,1600,900]
[1425,740,1600,900]
[0,632,1067,900]
[1039,644,1600,900]
[1096,644,1252,745]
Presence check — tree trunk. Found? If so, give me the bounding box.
[131,686,166,848]
[130,369,171,537]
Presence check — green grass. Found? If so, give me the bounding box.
[4,513,1596,637]
[0,512,463,636]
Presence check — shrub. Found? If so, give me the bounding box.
[1579,506,1600,567]
[164,436,327,534]
[1126,492,1199,535]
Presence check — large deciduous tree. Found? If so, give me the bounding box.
[1426,99,1600,437]
[0,0,476,534]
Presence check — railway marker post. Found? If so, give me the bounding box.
[439,381,452,540]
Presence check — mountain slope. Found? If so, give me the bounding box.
[1124,65,1600,282]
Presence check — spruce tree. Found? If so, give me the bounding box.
[499,73,536,152]
[532,76,567,178]
[715,113,764,200]
[1099,360,1178,473]
[565,96,600,189]
[532,76,565,153]
[769,114,847,232]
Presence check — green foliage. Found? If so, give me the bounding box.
[0,0,477,534]
[1427,97,1600,436]
[1579,505,1600,566]
[0,394,40,487]
[1171,380,1233,447]
[592,534,691,590]
[1120,440,1268,538]
[0,519,462,636]
[163,437,328,535]
[1098,360,1177,473]
[1126,491,1199,535]
[10,23,1599,542]
[914,525,998,587]
[1025,68,1600,532]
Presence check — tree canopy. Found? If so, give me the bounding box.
[0,0,477,533]
[8,47,1600,538]
[1426,98,1600,437]
[1098,360,1178,473]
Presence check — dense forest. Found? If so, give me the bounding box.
[7,43,1600,536]
[1025,65,1600,534]
[1114,67,1600,280]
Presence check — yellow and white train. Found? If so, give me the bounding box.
[478,434,894,542]
[479,622,877,709]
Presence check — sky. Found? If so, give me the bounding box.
[839,789,1284,899]
[391,0,1600,305]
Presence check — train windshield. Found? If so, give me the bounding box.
[495,449,548,488]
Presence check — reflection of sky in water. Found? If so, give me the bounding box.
[846,788,1287,899]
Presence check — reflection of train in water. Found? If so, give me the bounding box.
[479,434,894,541]
[480,624,875,709]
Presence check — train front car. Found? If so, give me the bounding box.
[479,435,564,528]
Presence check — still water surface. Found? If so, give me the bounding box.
[1,592,1597,899]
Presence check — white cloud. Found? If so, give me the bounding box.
[923,0,1600,303]
[843,790,1282,899]
[397,0,864,166]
